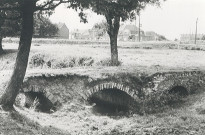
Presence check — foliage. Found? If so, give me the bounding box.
[71,0,162,21]
[0,11,21,38]
[157,35,167,41]
[202,35,205,40]
[92,20,108,39]
[29,53,95,69]
[34,13,59,37]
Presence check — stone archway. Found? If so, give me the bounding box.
[24,91,55,113]
[88,88,136,115]
[168,86,188,97]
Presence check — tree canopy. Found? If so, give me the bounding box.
[70,0,162,21]
[34,13,59,37]
[92,21,107,39]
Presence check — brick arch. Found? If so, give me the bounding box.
[83,82,139,101]
[155,75,197,94]
[22,85,60,106]
[168,85,189,96]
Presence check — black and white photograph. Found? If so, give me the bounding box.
[0,0,205,134]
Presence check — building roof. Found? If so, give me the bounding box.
[119,24,144,35]
[124,25,139,31]
[57,22,67,29]
[145,31,156,36]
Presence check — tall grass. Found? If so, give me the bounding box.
[29,53,98,69]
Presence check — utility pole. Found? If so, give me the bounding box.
[195,18,198,44]
[138,12,141,42]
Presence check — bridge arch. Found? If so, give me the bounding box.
[22,85,61,113]
[168,86,188,96]
[84,82,140,114]
[153,71,203,94]
[155,77,192,94]
[84,82,139,101]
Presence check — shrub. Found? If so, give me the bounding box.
[29,53,45,68]
[143,47,152,49]
[68,57,77,67]
[191,47,202,51]
[52,59,69,69]
[184,46,189,50]
[77,57,94,66]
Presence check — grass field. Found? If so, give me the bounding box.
[1,38,205,134]
[1,38,205,71]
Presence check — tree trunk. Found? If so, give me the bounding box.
[106,15,120,66]
[0,37,4,55]
[109,31,118,66]
[0,0,35,111]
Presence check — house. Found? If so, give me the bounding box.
[180,34,204,41]
[144,31,159,41]
[56,23,69,39]
[71,29,108,40]
[71,29,91,40]
[118,24,145,41]
[118,24,163,42]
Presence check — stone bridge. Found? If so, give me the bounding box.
[20,70,205,112]
[144,71,205,95]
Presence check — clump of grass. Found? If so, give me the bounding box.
[77,57,94,66]
[184,46,189,50]
[29,53,95,69]
[51,59,70,69]
[29,97,40,111]
[29,53,45,68]
[143,47,152,49]
[191,47,202,51]
[97,58,122,66]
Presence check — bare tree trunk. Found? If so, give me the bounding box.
[0,0,35,111]
[0,37,4,55]
[106,15,120,66]
[109,32,118,66]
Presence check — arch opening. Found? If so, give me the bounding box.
[168,86,188,97]
[89,88,136,115]
[24,91,55,113]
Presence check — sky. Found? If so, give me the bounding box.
[50,0,205,40]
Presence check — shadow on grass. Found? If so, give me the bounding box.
[0,49,18,55]
[0,108,69,135]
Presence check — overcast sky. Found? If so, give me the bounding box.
[50,0,205,40]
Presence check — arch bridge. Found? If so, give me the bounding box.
[19,70,205,112]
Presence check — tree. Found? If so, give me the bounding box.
[0,10,21,54]
[92,20,107,39]
[34,13,59,37]
[157,35,167,41]
[202,35,205,40]
[71,0,164,66]
[0,0,69,111]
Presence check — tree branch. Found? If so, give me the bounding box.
[35,0,70,11]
